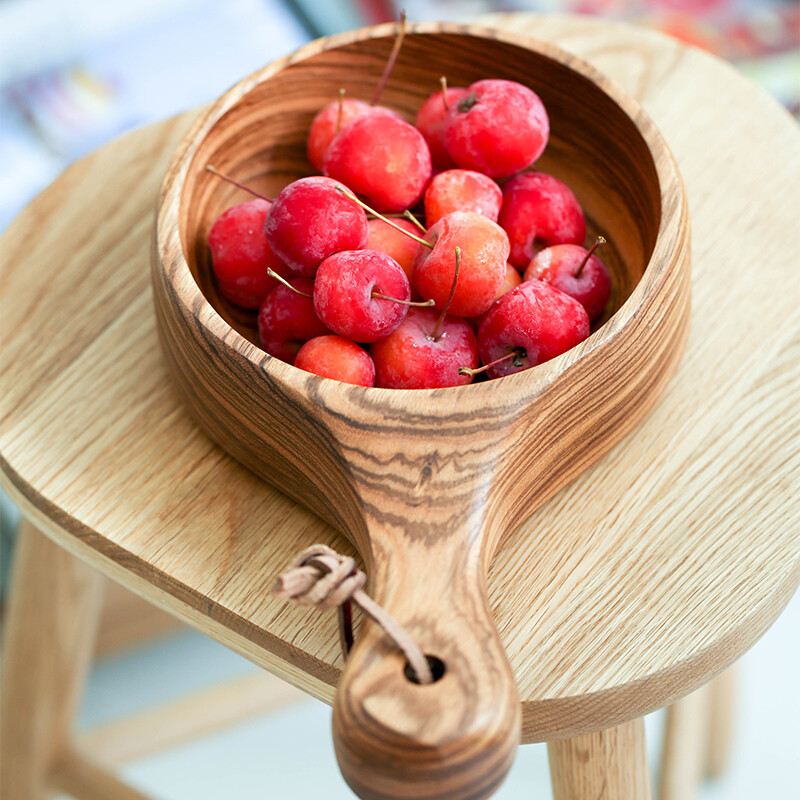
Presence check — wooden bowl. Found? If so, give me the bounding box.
[153,21,690,800]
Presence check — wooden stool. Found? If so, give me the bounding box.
[1,13,798,800]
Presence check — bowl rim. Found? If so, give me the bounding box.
[154,19,688,415]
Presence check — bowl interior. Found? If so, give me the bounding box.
[178,27,661,350]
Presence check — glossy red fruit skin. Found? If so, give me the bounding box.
[371,307,479,389]
[524,244,612,322]
[324,114,432,213]
[424,169,503,227]
[468,262,523,330]
[414,86,469,170]
[208,199,288,309]
[499,172,586,269]
[367,218,421,282]
[307,101,401,173]
[294,335,376,387]
[477,280,590,378]
[412,211,509,318]
[443,79,549,179]
[313,250,410,343]
[257,277,330,364]
[263,177,369,278]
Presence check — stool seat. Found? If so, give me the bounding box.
[1,11,798,759]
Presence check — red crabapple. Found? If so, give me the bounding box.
[307,11,407,172]
[263,177,369,278]
[208,198,288,309]
[307,98,400,173]
[413,211,509,318]
[295,335,376,387]
[524,237,611,322]
[476,280,590,378]
[468,262,523,330]
[324,114,432,212]
[499,172,586,269]
[313,249,412,343]
[371,307,479,389]
[444,79,549,179]
[258,277,330,363]
[367,217,422,282]
[424,169,503,227]
[414,79,469,170]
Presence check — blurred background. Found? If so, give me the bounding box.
[0,0,798,232]
[1,1,798,798]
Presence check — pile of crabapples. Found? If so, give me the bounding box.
[206,21,612,388]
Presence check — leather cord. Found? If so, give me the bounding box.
[272,544,434,685]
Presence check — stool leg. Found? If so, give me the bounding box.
[705,667,736,778]
[548,717,652,800]
[0,519,104,800]
[657,683,711,800]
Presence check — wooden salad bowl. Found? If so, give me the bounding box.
[152,20,691,800]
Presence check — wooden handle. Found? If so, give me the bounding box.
[332,504,520,800]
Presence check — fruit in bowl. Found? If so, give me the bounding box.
[153,21,690,800]
[200,39,603,391]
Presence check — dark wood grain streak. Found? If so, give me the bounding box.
[153,21,690,800]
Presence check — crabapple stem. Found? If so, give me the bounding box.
[205,165,271,202]
[336,187,433,249]
[458,348,526,377]
[457,91,479,112]
[440,76,449,111]
[575,235,607,278]
[368,212,423,231]
[371,291,435,307]
[430,246,460,342]
[403,209,427,233]
[267,268,312,298]
[336,88,346,133]
[370,9,407,106]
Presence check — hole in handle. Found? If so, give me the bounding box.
[404,654,446,684]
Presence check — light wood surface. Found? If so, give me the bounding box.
[705,667,737,778]
[548,718,651,800]
[153,22,689,798]
[657,683,711,800]
[656,665,737,799]
[0,520,300,798]
[1,11,799,786]
[0,521,104,799]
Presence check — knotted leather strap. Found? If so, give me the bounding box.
[273,545,433,685]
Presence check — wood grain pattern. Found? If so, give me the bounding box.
[656,665,737,799]
[0,522,104,800]
[548,717,651,800]
[0,10,798,797]
[657,684,711,800]
[705,667,736,778]
[152,23,689,798]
